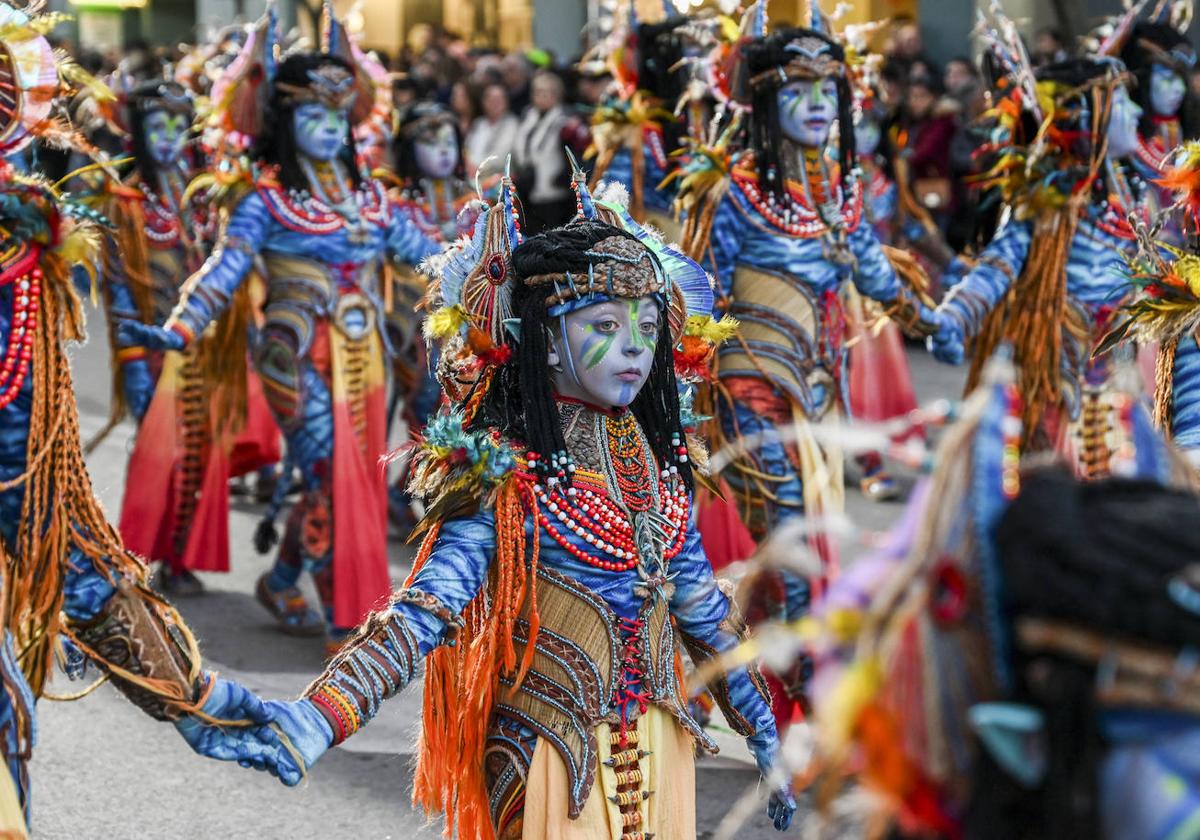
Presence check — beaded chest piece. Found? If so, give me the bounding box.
[527,405,691,578]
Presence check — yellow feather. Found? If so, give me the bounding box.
[425,304,469,340]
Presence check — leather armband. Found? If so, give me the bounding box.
[64,577,202,721]
[888,285,941,339]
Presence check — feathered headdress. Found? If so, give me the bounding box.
[0,2,111,157]
[207,3,279,150]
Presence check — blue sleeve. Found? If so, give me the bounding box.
[386,207,441,269]
[706,195,748,302]
[670,521,776,740]
[937,219,1032,339]
[392,510,496,653]
[106,269,139,321]
[848,221,901,302]
[168,191,268,340]
[1171,335,1200,453]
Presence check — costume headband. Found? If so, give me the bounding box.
[750,35,845,88]
[525,234,667,310]
[275,63,358,111]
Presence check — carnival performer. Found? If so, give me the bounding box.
[90,79,277,596]
[801,352,1200,840]
[930,40,1153,477]
[0,4,301,828]
[674,15,943,723]
[846,85,921,503]
[245,169,796,838]
[1121,18,1197,219]
[119,12,441,649]
[385,101,479,522]
[1097,141,1200,459]
[583,7,689,236]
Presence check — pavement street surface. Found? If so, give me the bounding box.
[31,303,965,839]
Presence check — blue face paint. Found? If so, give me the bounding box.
[1149,63,1186,118]
[414,123,459,179]
[854,115,881,157]
[293,103,350,162]
[776,78,838,148]
[550,295,661,409]
[142,110,188,168]
[1107,85,1143,160]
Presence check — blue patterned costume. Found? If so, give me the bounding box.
[936,179,1153,474]
[703,159,934,544]
[163,171,438,633]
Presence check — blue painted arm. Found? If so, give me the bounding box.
[386,208,442,269]
[670,522,776,741]
[706,195,748,302]
[394,511,497,651]
[259,509,497,783]
[848,221,902,302]
[670,521,796,830]
[937,219,1032,339]
[167,191,268,341]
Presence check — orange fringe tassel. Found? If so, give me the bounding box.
[965,208,1079,447]
[1154,335,1180,433]
[409,478,542,839]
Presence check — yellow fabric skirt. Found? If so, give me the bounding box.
[520,706,696,840]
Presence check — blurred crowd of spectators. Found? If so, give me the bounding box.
[45,16,1200,246]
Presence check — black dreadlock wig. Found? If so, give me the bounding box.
[636,17,688,152]
[1120,22,1200,141]
[471,218,693,491]
[254,52,362,192]
[970,58,1134,248]
[743,27,856,205]
[962,467,1200,840]
[392,101,465,183]
[128,80,197,185]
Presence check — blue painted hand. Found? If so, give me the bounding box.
[749,730,797,832]
[260,698,334,786]
[122,359,155,421]
[117,320,185,351]
[175,676,289,774]
[929,314,965,365]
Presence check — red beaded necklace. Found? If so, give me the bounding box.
[0,244,43,409]
[523,410,692,572]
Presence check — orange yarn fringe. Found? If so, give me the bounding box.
[965,208,1079,447]
[1,251,148,699]
[408,478,542,840]
[1154,334,1180,433]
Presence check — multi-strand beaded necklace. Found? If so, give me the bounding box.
[527,408,691,575]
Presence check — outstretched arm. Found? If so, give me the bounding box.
[119,192,269,351]
[931,218,1032,362]
[848,221,942,339]
[386,202,442,268]
[266,511,498,783]
[670,523,796,831]
[60,553,279,765]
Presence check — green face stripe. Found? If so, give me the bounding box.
[581,323,617,370]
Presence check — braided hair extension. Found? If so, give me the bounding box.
[253,52,363,192]
[636,17,688,153]
[743,27,856,205]
[1120,22,1200,141]
[470,218,694,491]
